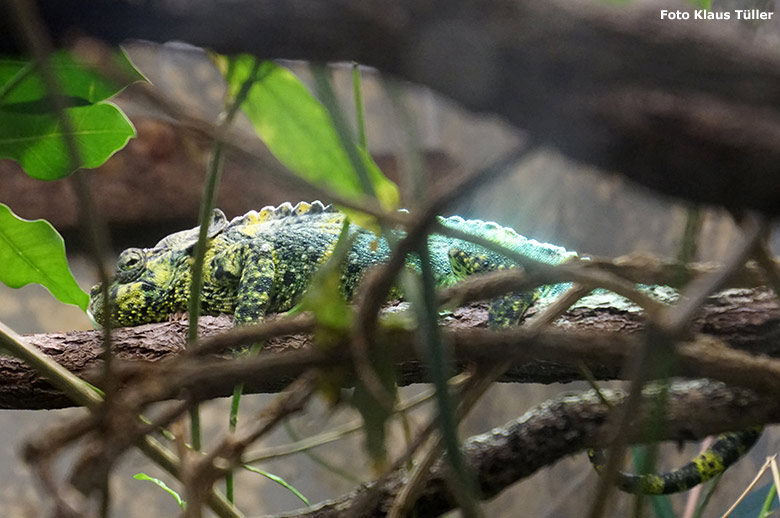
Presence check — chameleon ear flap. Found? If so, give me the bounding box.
[155,209,229,251]
[206,208,228,238]
[184,208,228,251]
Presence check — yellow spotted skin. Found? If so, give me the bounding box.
[88,201,575,327]
[587,428,762,494]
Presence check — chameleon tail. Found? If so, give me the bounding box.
[587,427,762,494]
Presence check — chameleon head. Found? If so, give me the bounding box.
[88,247,183,326]
[88,210,229,327]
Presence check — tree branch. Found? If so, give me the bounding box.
[270,381,779,518]
[3,285,779,409]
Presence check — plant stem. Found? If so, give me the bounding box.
[413,245,481,518]
[351,62,368,149]
[187,57,262,453]
[758,484,777,517]
[226,340,264,502]
[0,321,101,408]
[312,65,377,200]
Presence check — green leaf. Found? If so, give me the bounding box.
[242,465,310,507]
[0,50,143,105]
[221,56,399,211]
[296,221,354,332]
[133,473,186,509]
[0,50,141,180]
[300,266,352,331]
[0,102,135,180]
[348,331,397,468]
[350,378,392,467]
[0,203,88,310]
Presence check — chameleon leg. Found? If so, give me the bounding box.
[447,247,536,327]
[487,291,538,328]
[588,427,762,494]
[233,249,276,326]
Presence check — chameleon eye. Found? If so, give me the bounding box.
[116,248,145,280]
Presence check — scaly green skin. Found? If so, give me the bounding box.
[87,201,759,494]
[87,201,575,327]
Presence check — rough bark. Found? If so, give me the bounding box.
[3,0,780,213]
[271,382,777,518]
[2,287,778,410]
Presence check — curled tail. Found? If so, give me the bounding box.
[588,427,762,494]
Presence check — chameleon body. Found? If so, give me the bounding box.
[87,201,575,328]
[87,201,759,495]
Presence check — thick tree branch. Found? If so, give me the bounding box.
[271,381,778,518]
[2,286,779,409]
[3,0,780,213]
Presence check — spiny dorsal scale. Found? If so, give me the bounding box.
[439,215,575,266]
[252,201,337,223]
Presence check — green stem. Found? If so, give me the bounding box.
[0,321,101,408]
[187,58,262,451]
[415,245,481,518]
[225,382,244,503]
[351,62,368,149]
[312,65,376,199]
[226,339,264,502]
[188,407,202,452]
[382,79,428,204]
[283,421,361,483]
[674,206,702,286]
[138,436,245,518]
[759,483,777,518]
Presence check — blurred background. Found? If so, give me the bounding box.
[1,1,780,515]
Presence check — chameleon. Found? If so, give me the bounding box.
[87,200,576,328]
[87,200,760,495]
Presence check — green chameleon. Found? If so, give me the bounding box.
[87,200,759,495]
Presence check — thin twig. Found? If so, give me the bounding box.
[752,236,780,303]
[720,455,775,518]
[244,387,435,463]
[587,213,765,518]
[184,375,316,515]
[388,283,590,517]
[6,7,120,513]
[137,435,245,518]
[350,146,535,410]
